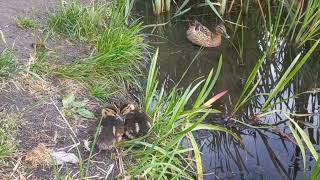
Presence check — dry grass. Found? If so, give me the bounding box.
[25,144,52,168]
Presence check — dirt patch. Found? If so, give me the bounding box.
[0,0,118,179]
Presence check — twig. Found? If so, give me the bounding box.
[10,157,22,177]
[51,99,78,140]
[105,163,114,180]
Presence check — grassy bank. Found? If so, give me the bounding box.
[47,0,146,101]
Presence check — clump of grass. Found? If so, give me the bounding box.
[0,111,19,163]
[53,0,146,100]
[16,17,37,29]
[121,50,239,179]
[47,0,112,42]
[0,49,16,77]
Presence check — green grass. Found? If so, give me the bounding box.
[47,0,145,101]
[0,49,16,77]
[0,111,19,163]
[311,157,320,180]
[16,17,37,29]
[120,49,239,179]
[47,0,112,42]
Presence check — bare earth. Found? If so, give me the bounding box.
[0,0,117,179]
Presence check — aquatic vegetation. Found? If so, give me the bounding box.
[234,40,320,114]
[311,157,320,180]
[120,49,239,178]
[152,0,171,16]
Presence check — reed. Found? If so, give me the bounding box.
[152,0,171,16]
[121,49,239,179]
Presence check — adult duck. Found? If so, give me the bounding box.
[187,21,229,47]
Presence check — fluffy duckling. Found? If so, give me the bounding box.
[121,104,152,139]
[96,106,125,150]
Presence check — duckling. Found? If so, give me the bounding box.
[96,106,125,150]
[186,21,230,47]
[121,104,152,139]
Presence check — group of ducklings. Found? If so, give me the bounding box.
[96,103,152,150]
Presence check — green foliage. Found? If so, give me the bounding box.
[284,0,320,46]
[47,0,112,42]
[62,93,94,120]
[16,16,37,29]
[233,40,320,114]
[311,157,320,180]
[0,49,16,77]
[121,49,239,179]
[49,1,146,100]
[30,50,52,75]
[0,112,19,163]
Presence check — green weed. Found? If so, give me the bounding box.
[0,49,16,77]
[311,157,320,180]
[0,111,19,163]
[47,0,112,42]
[53,0,145,101]
[121,49,239,179]
[16,16,37,29]
[62,93,94,120]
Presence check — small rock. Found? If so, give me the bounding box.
[51,151,79,165]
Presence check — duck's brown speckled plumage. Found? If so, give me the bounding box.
[187,21,228,47]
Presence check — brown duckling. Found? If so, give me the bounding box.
[121,104,152,139]
[186,21,230,47]
[96,106,125,150]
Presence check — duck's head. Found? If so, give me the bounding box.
[120,103,136,115]
[215,23,230,38]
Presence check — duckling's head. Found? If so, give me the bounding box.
[102,107,117,117]
[215,23,230,38]
[120,103,136,115]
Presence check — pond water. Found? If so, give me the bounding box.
[135,2,320,179]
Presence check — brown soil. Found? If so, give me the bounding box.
[0,0,118,179]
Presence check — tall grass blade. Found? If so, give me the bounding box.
[285,114,319,160]
[205,0,223,21]
[188,133,203,180]
[262,40,320,111]
[311,157,320,180]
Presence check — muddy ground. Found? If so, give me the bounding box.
[0,0,120,179]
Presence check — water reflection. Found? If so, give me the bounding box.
[135,1,320,179]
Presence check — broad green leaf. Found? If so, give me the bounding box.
[62,93,75,108]
[76,108,94,119]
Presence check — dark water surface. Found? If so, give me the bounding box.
[135,2,320,179]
